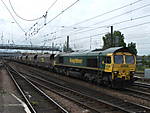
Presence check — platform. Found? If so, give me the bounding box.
[0,68,30,113]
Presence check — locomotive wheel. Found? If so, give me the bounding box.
[83,73,90,82]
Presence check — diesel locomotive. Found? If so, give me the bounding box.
[54,47,136,88]
[8,47,136,88]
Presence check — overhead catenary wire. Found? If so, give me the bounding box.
[90,3,150,27]
[25,0,59,37]
[1,0,26,33]
[25,0,79,38]
[43,0,143,38]
[70,21,150,42]
[27,0,143,39]
[46,0,58,12]
[68,22,150,44]
[118,21,150,31]
[9,0,44,21]
[39,21,150,51]
[7,0,149,47]
[72,0,143,26]
[56,3,150,38]
[41,30,107,44]
[9,0,59,42]
[67,14,150,36]
[9,0,59,22]
[1,0,149,52]
[41,13,150,43]
[36,0,80,34]
[71,2,150,34]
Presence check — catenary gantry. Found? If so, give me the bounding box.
[0,44,60,51]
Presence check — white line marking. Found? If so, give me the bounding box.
[11,93,31,113]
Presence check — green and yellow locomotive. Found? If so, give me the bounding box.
[54,47,136,88]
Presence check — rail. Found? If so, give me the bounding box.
[20,70,150,113]
[5,64,68,113]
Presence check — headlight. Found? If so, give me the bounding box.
[113,71,119,75]
[130,71,135,74]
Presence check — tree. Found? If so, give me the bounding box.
[128,42,137,55]
[102,31,126,49]
[102,30,137,55]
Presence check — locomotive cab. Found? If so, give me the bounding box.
[112,52,136,80]
[102,48,136,88]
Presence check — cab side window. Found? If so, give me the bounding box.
[104,56,111,64]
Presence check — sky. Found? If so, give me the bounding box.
[0,0,150,55]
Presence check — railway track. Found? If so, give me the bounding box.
[134,72,144,79]
[121,77,150,102]
[135,72,144,75]
[134,81,150,88]
[26,65,150,103]
[16,70,128,112]
[5,64,68,113]
[10,64,150,113]
[124,87,150,101]
[125,81,150,101]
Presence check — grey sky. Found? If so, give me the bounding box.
[0,0,150,55]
